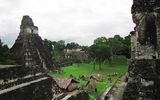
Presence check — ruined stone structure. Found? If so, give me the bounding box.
[123,0,160,99]
[11,15,53,70]
[64,49,88,63]
[0,16,89,100]
[0,16,55,100]
[130,0,160,59]
[0,65,54,100]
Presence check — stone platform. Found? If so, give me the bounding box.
[0,65,54,100]
[0,77,54,100]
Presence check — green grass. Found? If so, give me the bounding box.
[50,56,128,100]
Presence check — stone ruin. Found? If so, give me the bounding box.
[0,15,89,100]
[0,15,55,100]
[11,15,53,70]
[123,0,160,99]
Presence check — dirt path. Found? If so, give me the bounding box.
[100,73,127,100]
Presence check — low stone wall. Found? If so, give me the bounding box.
[61,91,89,100]
[0,65,55,100]
[0,65,45,80]
[123,59,160,100]
[0,65,46,90]
[0,78,54,100]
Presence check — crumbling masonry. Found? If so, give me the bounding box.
[0,16,89,100]
[123,0,160,100]
[11,15,53,70]
[0,15,55,100]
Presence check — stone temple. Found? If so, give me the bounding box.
[0,15,55,100]
[123,0,160,99]
[0,15,88,100]
[11,15,53,70]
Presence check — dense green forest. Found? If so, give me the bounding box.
[0,34,130,65]
[44,34,131,61]
[0,39,16,64]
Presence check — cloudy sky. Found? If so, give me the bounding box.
[0,0,135,47]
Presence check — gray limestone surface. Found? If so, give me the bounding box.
[11,15,53,70]
[123,0,160,99]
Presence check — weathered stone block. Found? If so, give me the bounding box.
[0,78,54,100]
[123,59,160,100]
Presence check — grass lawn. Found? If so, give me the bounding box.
[50,56,128,100]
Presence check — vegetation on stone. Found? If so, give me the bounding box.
[43,34,131,70]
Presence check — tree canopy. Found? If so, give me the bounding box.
[66,42,79,49]
[88,35,131,70]
[0,39,16,64]
[89,37,112,70]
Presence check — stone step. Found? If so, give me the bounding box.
[0,77,48,95]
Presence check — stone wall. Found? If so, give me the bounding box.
[123,59,160,100]
[130,31,137,59]
[0,65,55,100]
[0,77,54,100]
[131,0,160,59]
[63,49,89,63]
[60,91,89,100]
[0,65,46,90]
[123,0,160,99]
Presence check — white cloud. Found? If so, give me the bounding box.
[0,0,135,47]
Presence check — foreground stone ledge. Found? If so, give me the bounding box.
[123,59,160,100]
[0,77,54,100]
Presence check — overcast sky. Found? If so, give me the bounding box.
[0,0,135,47]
